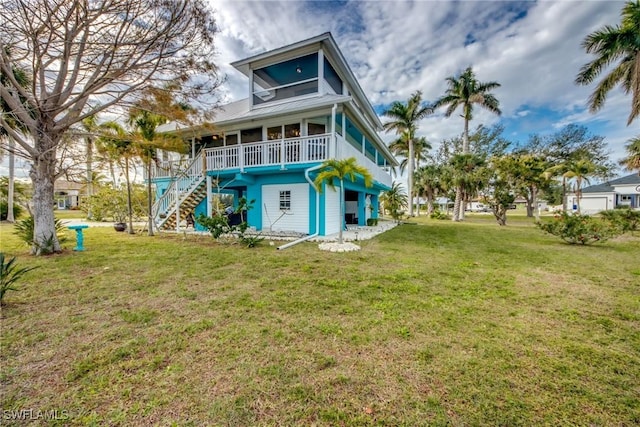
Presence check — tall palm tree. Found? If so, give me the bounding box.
[389,135,432,175]
[382,91,432,217]
[128,109,170,236]
[433,67,501,220]
[97,122,137,234]
[313,157,373,244]
[620,136,640,174]
[79,114,99,219]
[576,0,640,125]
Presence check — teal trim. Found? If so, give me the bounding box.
[371,194,379,219]
[319,183,327,235]
[358,192,366,226]
[193,198,207,231]
[308,184,317,234]
[246,181,261,229]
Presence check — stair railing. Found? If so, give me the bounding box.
[152,151,205,230]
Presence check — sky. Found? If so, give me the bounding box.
[208,0,637,170]
[3,0,637,180]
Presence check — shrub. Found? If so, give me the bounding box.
[196,198,261,247]
[366,218,378,226]
[14,216,68,253]
[196,212,230,239]
[600,208,640,233]
[0,201,24,221]
[430,210,450,220]
[536,212,620,245]
[0,253,38,306]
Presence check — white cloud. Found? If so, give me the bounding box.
[202,0,636,173]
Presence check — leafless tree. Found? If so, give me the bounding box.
[0,0,220,254]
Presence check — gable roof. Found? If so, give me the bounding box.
[582,173,640,193]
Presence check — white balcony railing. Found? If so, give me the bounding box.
[204,134,331,172]
[337,136,393,188]
[194,133,391,187]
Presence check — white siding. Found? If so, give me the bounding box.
[324,188,341,235]
[262,184,309,233]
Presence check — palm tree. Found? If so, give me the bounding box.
[97,122,137,234]
[449,153,488,214]
[313,157,373,244]
[576,1,640,125]
[382,91,433,217]
[620,136,640,174]
[78,114,99,219]
[380,181,408,222]
[563,159,598,213]
[128,109,171,236]
[414,164,442,216]
[433,67,501,221]
[389,135,432,175]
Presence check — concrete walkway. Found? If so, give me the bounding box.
[61,218,400,242]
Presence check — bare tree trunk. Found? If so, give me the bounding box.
[125,158,134,234]
[459,192,466,221]
[453,117,470,222]
[7,139,15,222]
[532,186,540,221]
[452,186,463,221]
[30,146,61,254]
[462,117,470,154]
[147,159,154,236]
[408,139,414,217]
[426,190,434,216]
[562,177,567,212]
[86,137,93,219]
[338,180,344,244]
[492,205,507,226]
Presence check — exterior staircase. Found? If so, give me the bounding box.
[152,151,207,231]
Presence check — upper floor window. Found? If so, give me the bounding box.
[252,53,318,106]
[324,58,342,94]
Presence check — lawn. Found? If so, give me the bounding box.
[1,216,639,426]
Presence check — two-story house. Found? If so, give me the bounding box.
[151,32,397,237]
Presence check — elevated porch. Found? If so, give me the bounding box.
[152,133,393,189]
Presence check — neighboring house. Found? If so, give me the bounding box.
[566,173,640,214]
[54,180,83,209]
[152,33,397,236]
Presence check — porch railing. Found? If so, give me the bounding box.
[204,134,331,172]
[337,136,393,188]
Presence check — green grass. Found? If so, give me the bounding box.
[1,217,639,426]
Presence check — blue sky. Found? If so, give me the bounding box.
[209,0,636,169]
[4,0,636,179]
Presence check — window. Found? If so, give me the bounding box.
[324,58,342,94]
[308,121,326,135]
[241,127,262,143]
[279,190,291,211]
[252,53,319,105]
[267,123,300,140]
